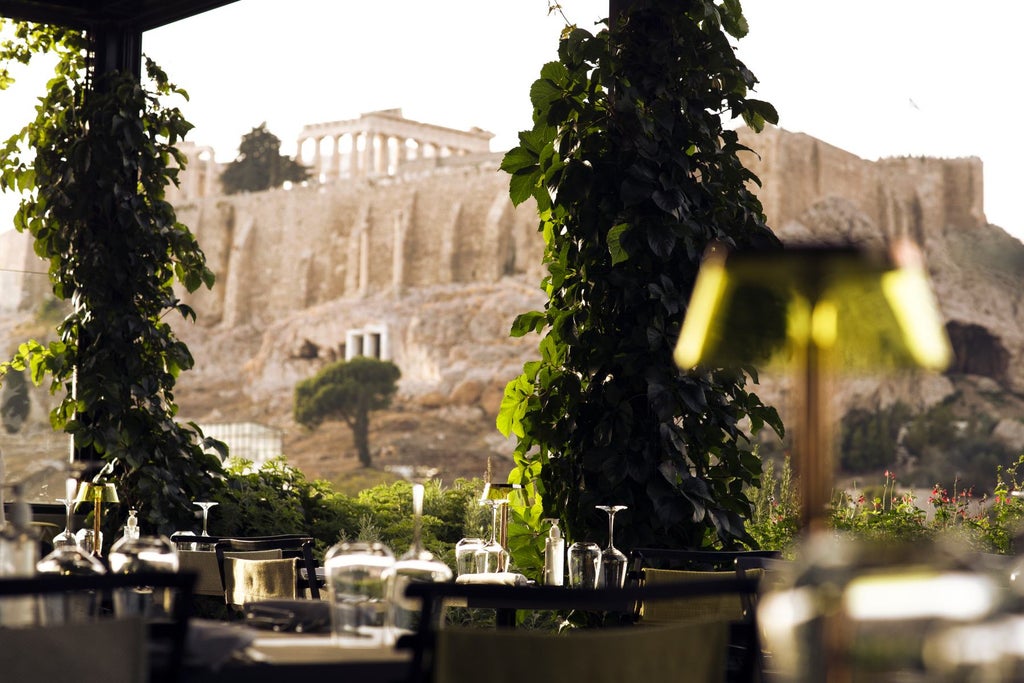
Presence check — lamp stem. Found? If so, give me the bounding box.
[93,494,102,557]
[797,338,834,533]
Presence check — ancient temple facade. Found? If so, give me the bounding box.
[296,109,494,182]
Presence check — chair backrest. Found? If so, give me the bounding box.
[434,616,730,683]
[214,536,320,602]
[627,549,780,683]
[629,547,782,575]
[0,571,196,683]
[401,576,759,683]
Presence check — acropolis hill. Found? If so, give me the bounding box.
[2,110,1023,482]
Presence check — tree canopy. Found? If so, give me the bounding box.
[219,122,309,194]
[294,357,401,468]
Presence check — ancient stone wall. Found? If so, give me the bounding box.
[173,157,543,330]
[737,126,986,249]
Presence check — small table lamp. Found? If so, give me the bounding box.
[74,481,120,556]
[674,240,951,531]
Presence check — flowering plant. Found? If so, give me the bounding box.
[748,455,1024,556]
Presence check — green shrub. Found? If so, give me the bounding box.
[207,456,487,567]
[839,403,913,473]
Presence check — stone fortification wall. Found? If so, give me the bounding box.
[738,125,985,248]
[174,158,543,330]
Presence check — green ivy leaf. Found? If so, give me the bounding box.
[607,222,630,265]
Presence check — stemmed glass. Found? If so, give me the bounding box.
[596,505,628,588]
[384,484,453,641]
[52,478,79,550]
[474,498,509,573]
[194,501,218,537]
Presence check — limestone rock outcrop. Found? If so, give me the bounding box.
[4,124,1024,479]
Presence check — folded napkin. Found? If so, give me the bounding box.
[456,572,529,586]
[185,618,256,669]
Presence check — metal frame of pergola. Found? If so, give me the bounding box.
[0,0,240,76]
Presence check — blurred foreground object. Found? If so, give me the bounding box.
[675,241,951,530]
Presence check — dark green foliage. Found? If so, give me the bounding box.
[0,368,29,434]
[207,457,484,564]
[902,404,1016,493]
[497,1,783,559]
[839,402,913,473]
[0,24,224,539]
[209,457,371,557]
[219,122,309,194]
[294,357,401,468]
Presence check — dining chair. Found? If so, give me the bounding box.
[627,548,781,683]
[402,575,759,683]
[213,535,321,606]
[0,571,196,683]
[434,615,729,683]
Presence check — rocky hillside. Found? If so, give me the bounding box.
[4,125,1024,493]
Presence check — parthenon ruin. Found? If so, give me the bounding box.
[296,108,495,182]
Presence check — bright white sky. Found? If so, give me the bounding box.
[1,0,1020,241]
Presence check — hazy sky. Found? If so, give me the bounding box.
[1,0,1020,241]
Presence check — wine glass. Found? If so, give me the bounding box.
[51,478,79,550]
[384,484,453,641]
[36,543,108,623]
[596,505,628,588]
[474,498,509,573]
[108,535,180,619]
[194,501,218,548]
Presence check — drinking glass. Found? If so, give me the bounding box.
[48,477,79,551]
[324,541,395,647]
[36,544,108,623]
[75,528,98,555]
[474,498,509,573]
[194,501,218,549]
[108,535,180,619]
[567,541,602,589]
[194,501,218,537]
[596,505,628,588]
[384,484,453,641]
[454,537,486,576]
[52,498,77,551]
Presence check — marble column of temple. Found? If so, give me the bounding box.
[296,108,494,182]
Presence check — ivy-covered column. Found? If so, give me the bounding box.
[498,0,784,573]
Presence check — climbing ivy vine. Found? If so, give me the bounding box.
[497,0,784,571]
[0,22,225,539]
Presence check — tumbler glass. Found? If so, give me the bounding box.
[324,541,395,647]
[567,541,602,589]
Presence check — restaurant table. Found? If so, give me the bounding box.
[181,621,411,683]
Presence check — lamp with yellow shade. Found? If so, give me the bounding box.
[74,482,119,557]
[674,240,951,531]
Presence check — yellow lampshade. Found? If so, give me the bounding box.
[674,241,952,372]
[74,481,120,504]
